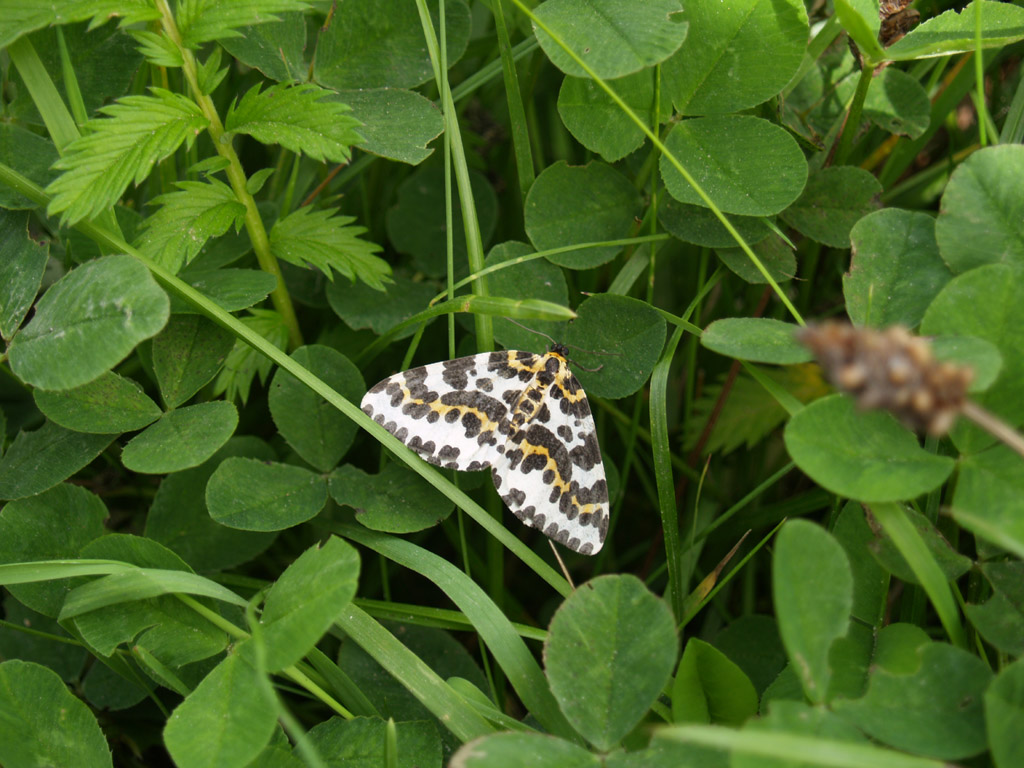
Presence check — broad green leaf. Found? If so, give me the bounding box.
[0,660,112,768]
[783,395,955,502]
[145,436,278,571]
[485,241,570,352]
[861,68,931,139]
[270,204,390,290]
[885,0,1024,60]
[0,123,59,209]
[954,445,1024,559]
[306,717,442,768]
[833,642,990,759]
[524,161,641,269]
[772,520,852,704]
[921,264,1024,453]
[934,145,1024,274]
[80,657,148,712]
[206,456,327,531]
[164,652,278,768]
[986,657,1024,768]
[46,89,209,225]
[660,116,807,216]
[562,294,666,399]
[327,270,435,338]
[557,70,656,162]
[336,89,444,165]
[0,596,87,682]
[662,198,774,249]
[268,345,364,471]
[0,483,107,616]
[314,0,471,89]
[386,164,498,277]
[330,464,454,534]
[868,506,972,584]
[844,209,951,328]
[212,309,289,404]
[715,234,797,285]
[135,178,246,273]
[733,700,865,768]
[701,319,811,365]
[34,371,162,433]
[673,638,758,725]
[171,268,278,314]
[930,335,1002,393]
[966,591,1024,656]
[0,209,48,340]
[8,254,169,391]
[153,314,236,409]
[450,732,599,768]
[833,503,890,628]
[225,83,363,164]
[0,422,115,501]
[533,0,687,79]
[779,167,881,249]
[544,574,677,750]
[121,400,238,473]
[826,618,875,703]
[219,11,307,83]
[176,0,308,48]
[255,536,359,671]
[710,615,786,696]
[661,0,807,115]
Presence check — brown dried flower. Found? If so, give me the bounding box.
[797,322,973,436]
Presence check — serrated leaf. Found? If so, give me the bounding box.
[0,1,159,49]
[225,83,363,164]
[176,0,310,48]
[46,89,209,225]
[270,205,390,290]
[212,309,289,404]
[135,179,246,273]
[128,29,183,68]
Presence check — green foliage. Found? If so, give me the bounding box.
[1,0,1023,766]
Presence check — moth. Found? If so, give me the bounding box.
[361,346,609,554]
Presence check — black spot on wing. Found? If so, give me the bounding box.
[442,356,478,390]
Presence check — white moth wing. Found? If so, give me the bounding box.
[360,352,525,471]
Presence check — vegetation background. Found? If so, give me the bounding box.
[0,0,1023,766]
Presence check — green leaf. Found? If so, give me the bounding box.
[661,116,808,216]
[934,144,1024,274]
[33,371,162,433]
[213,309,289,404]
[965,590,1024,656]
[544,574,677,750]
[253,536,359,672]
[833,503,890,628]
[885,0,1024,60]
[313,0,472,89]
[0,209,48,340]
[171,268,278,314]
[0,660,112,768]
[268,345,364,471]
[0,422,115,501]
[270,205,390,290]
[129,29,184,68]
[701,318,811,364]
[121,400,239,474]
[330,463,454,534]
[8,254,169,391]
[733,701,866,768]
[673,638,758,725]
[0,3,159,49]
[219,11,307,82]
[661,0,807,115]
[326,271,435,338]
[557,70,656,163]
[954,445,1024,559]
[145,436,278,571]
[563,293,666,399]
[524,160,642,269]
[833,642,990,759]
[0,483,107,617]
[176,0,309,48]
[486,241,570,352]
[0,596,88,682]
[868,505,972,585]
[135,179,246,273]
[206,456,327,531]
[861,68,931,139]
[711,615,787,696]
[153,314,236,409]
[164,652,278,768]
[930,335,1002,394]
[450,732,599,768]
[46,89,208,225]
[783,395,955,502]
[662,198,774,249]
[779,167,881,249]
[336,89,444,165]
[986,657,1024,768]
[716,234,797,285]
[225,83,363,164]
[0,124,59,210]
[306,717,442,768]
[772,520,852,704]
[844,209,952,328]
[533,0,687,79]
